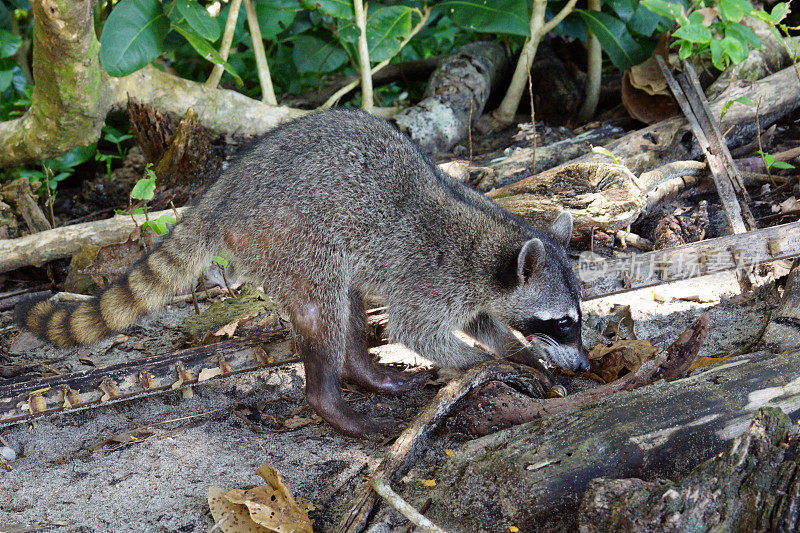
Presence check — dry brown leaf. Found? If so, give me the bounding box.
[209,486,266,533]
[585,339,659,383]
[689,355,732,370]
[282,415,322,430]
[208,465,313,533]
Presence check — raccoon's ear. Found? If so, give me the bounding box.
[517,238,545,283]
[550,211,573,247]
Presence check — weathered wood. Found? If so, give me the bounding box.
[763,260,800,352]
[657,57,754,233]
[487,64,800,225]
[578,220,800,299]
[578,407,799,532]
[392,42,507,155]
[409,349,800,532]
[0,207,187,274]
[0,331,297,428]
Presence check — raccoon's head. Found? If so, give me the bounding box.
[499,211,589,372]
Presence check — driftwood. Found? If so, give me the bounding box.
[0,207,186,274]
[578,220,800,299]
[764,260,800,352]
[407,349,800,532]
[392,42,507,155]
[486,64,800,229]
[579,406,800,532]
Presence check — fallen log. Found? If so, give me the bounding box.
[577,220,800,299]
[486,64,800,228]
[578,407,800,532]
[392,41,507,155]
[0,331,297,428]
[0,207,187,274]
[407,349,800,532]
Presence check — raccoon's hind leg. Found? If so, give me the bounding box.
[288,287,391,437]
[341,288,430,395]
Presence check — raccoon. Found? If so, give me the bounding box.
[16,109,588,437]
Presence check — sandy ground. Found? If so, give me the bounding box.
[0,268,779,532]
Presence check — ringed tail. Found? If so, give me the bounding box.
[15,223,218,347]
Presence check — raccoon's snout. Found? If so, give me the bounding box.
[530,338,590,372]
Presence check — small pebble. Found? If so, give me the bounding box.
[0,446,16,461]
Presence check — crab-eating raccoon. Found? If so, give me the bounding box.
[16,109,588,437]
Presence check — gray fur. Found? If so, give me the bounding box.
[21,109,587,435]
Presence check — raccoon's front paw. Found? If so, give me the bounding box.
[344,364,432,396]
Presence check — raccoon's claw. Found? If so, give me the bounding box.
[344,364,431,396]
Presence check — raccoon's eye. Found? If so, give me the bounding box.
[557,317,573,331]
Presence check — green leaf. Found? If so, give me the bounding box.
[772,161,795,170]
[577,10,652,69]
[725,22,761,50]
[99,0,170,77]
[592,146,619,164]
[301,0,353,19]
[292,34,348,73]
[0,68,12,91]
[173,0,221,41]
[640,0,684,19]
[435,0,530,37]
[673,22,713,43]
[678,40,693,59]
[607,0,636,22]
[717,0,752,22]
[720,35,748,63]
[143,214,175,235]
[44,144,97,171]
[255,0,298,40]
[771,3,790,23]
[212,254,230,267]
[131,176,156,200]
[339,6,415,62]
[0,29,21,57]
[172,23,242,85]
[628,4,667,36]
[710,39,724,70]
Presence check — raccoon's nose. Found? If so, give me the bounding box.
[575,358,590,372]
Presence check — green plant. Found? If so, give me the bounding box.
[719,96,753,120]
[93,125,134,176]
[758,150,796,177]
[641,0,786,71]
[128,164,176,235]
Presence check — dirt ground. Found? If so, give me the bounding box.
[0,265,778,533]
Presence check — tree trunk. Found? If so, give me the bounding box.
[406,349,800,532]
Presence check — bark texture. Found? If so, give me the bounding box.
[392,41,506,155]
[578,407,799,532]
[406,349,800,532]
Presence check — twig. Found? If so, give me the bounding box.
[353,0,373,112]
[527,67,535,175]
[577,0,602,122]
[206,0,243,88]
[370,478,446,533]
[242,0,277,105]
[321,8,431,109]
